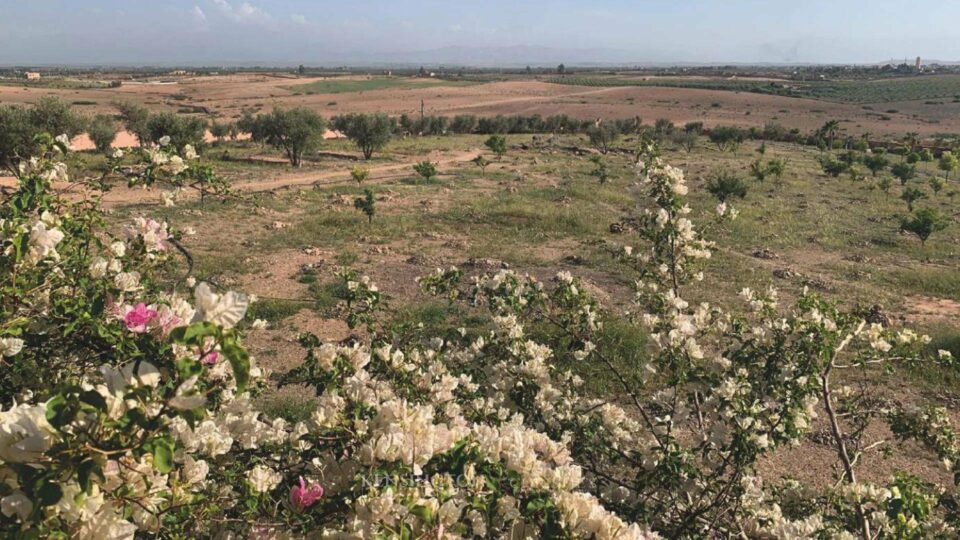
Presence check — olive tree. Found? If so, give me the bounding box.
[586,123,620,154]
[333,113,394,160]
[255,107,326,167]
[146,112,206,152]
[87,114,119,154]
[0,97,84,176]
[113,101,152,146]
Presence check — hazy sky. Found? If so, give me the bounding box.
[2,0,959,65]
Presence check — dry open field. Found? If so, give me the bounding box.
[4,73,960,138]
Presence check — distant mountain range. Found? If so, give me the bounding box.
[6,45,959,69]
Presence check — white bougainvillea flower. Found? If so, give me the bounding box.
[100,361,161,394]
[27,220,65,261]
[0,491,32,521]
[247,464,282,493]
[0,402,57,463]
[0,337,24,357]
[194,282,248,329]
[158,135,171,147]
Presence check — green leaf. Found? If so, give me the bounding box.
[146,436,175,473]
[221,337,250,393]
[36,480,63,506]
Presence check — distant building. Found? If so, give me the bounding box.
[24,72,41,80]
[916,57,923,70]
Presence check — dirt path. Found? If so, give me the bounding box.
[0,148,482,206]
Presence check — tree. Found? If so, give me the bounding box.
[146,112,206,152]
[891,162,917,186]
[864,153,890,177]
[708,126,744,152]
[557,63,566,75]
[413,161,438,182]
[87,114,118,154]
[683,121,704,134]
[929,177,946,195]
[939,151,958,180]
[817,119,841,149]
[209,121,232,144]
[485,135,507,160]
[767,158,787,184]
[900,208,950,245]
[350,166,369,186]
[472,155,490,176]
[707,170,748,202]
[353,188,376,223]
[846,164,866,183]
[113,101,151,146]
[334,113,394,160]
[297,64,306,75]
[589,155,611,184]
[749,159,768,183]
[900,186,926,211]
[255,107,326,167]
[0,97,84,176]
[819,154,847,177]
[877,176,894,195]
[586,123,620,154]
[672,130,698,152]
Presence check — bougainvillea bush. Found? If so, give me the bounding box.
[0,135,958,539]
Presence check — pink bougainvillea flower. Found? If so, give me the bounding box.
[201,349,220,365]
[124,303,158,333]
[290,476,323,512]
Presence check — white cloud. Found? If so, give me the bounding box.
[208,0,271,24]
[192,6,206,22]
[291,14,307,25]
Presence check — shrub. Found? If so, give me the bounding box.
[819,154,847,177]
[353,188,376,223]
[413,160,438,181]
[589,155,611,184]
[2,138,956,539]
[707,170,748,201]
[350,166,369,186]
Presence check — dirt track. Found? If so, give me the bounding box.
[0,148,482,206]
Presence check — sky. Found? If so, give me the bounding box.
[2,0,959,66]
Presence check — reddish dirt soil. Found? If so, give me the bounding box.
[3,75,955,138]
